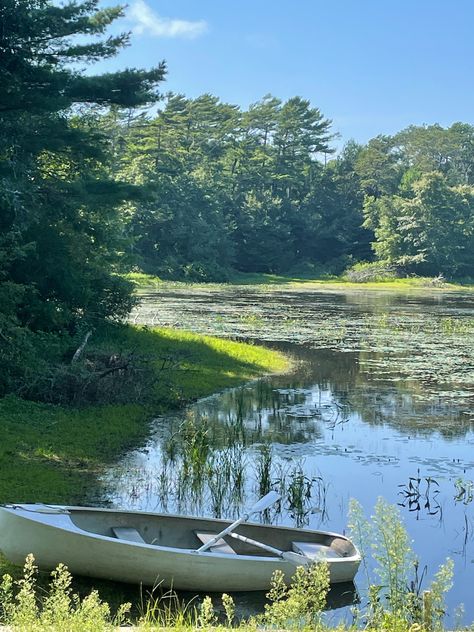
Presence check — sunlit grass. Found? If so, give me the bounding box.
[127,270,474,292]
[0,326,287,506]
[126,272,163,288]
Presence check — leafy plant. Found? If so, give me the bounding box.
[349,498,454,630]
[258,562,330,629]
[0,555,128,631]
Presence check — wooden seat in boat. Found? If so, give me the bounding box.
[195,531,236,555]
[112,526,146,544]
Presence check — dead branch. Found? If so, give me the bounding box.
[71,331,92,363]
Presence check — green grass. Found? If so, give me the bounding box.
[127,271,474,292]
[126,272,163,288]
[0,326,287,506]
[103,325,288,402]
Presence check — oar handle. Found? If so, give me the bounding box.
[229,532,282,556]
[196,515,248,553]
[195,491,280,554]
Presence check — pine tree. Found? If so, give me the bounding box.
[0,0,166,393]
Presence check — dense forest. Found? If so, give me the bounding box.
[109,98,474,281]
[1,0,474,398]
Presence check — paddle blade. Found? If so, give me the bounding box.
[249,490,281,515]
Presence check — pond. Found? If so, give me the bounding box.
[105,285,474,623]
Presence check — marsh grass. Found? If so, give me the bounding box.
[110,411,328,523]
[128,271,474,292]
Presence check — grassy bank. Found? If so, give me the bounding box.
[127,271,474,292]
[0,325,287,506]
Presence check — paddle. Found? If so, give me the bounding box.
[196,491,281,553]
[228,531,310,567]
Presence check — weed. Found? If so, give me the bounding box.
[255,444,273,498]
[349,498,454,630]
[258,562,330,629]
[221,593,235,626]
[0,555,125,631]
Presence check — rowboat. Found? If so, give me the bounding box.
[0,500,361,592]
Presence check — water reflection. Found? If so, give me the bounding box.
[117,286,474,621]
[104,348,474,619]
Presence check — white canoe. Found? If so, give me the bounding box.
[0,504,360,592]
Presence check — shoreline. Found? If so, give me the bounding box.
[127,272,474,293]
[0,325,288,508]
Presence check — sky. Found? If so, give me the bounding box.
[94,0,474,147]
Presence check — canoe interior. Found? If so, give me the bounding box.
[68,509,357,559]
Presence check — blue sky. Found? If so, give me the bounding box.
[95,0,474,147]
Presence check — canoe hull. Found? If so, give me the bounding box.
[0,505,360,591]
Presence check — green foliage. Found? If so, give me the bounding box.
[109,91,370,279]
[0,555,125,631]
[198,595,217,628]
[343,261,401,282]
[348,498,454,630]
[93,114,474,282]
[258,563,330,629]
[0,0,165,397]
[364,173,474,276]
[221,593,235,627]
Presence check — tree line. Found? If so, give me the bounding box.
[114,100,474,281]
[1,0,473,398]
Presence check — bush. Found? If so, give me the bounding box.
[343,260,402,282]
[349,498,454,630]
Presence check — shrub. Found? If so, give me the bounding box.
[0,555,130,631]
[349,498,453,630]
[343,261,402,282]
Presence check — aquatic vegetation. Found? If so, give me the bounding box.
[130,285,474,410]
[454,478,474,505]
[397,472,442,518]
[106,412,328,525]
[255,444,273,498]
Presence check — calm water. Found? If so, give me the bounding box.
[106,286,474,623]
